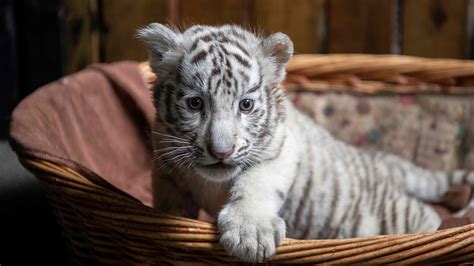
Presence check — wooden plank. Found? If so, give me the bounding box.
[178,0,248,26]
[64,0,100,73]
[252,0,325,54]
[402,0,471,59]
[16,0,66,95]
[0,0,17,138]
[101,0,168,62]
[327,0,398,54]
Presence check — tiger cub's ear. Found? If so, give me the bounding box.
[261,32,294,83]
[137,23,183,66]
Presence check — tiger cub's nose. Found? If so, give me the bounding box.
[207,143,234,160]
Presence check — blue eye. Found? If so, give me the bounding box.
[187,97,203,110]
[239,99,254,112]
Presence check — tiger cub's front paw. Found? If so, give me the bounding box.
[217,206,286,263]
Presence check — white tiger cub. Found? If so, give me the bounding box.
[138,23,474,262]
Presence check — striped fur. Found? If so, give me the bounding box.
[139,24,474,263]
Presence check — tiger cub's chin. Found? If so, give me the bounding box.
[194,162,242,182]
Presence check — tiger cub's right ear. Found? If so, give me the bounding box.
[137,23,182,63]
[261,32,294,83]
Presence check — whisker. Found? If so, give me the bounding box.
[152,131,192,141]
[159,140,190,144]
[156,152,188,171]
[153,146,193,153]
[167,153,193,174]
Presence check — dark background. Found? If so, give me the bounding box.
[1,0,474,264]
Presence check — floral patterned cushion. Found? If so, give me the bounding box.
[289,91,474,171]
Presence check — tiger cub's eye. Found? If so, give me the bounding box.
[239,99,254,113]
[187,97,203,110]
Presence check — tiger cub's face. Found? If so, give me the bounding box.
[139,24,293,182]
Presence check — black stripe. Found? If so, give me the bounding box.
[233,77,238,91]
[208,44,215,54]
[293,168,313,231]
[190,34,213,52]
[207,75,214,93]
[405,200,411,233]
[276,190,285,200]
[239,70,250,84]
[281,157,302,228]
[175,106,189,120]
[257,88,272,139]
[226,68,233,79]
[192,73,204,85]
[320,178,340,239]
[201,34,213,42]
[215,79,222,91]
[221,45,250,67]
[378,184,389,234]
[224,78,231,88]
[190,26,205,34]
[381,207,388,235]
[351,214,361,237]
[247,76,263,94]
[164,84,175,123]
[191,50,208,64]
[176,88,185,99]
[217,50,225,63]
[231,195,243,202]
[230,28,246,41]
[350,196,362,237]
[222,39,250,57]
[301,201,314,239]
[230,52,250,68]
[237,140,250,153]
[391,200,398,234]
[231,40,250,57]
[234,151,249,161]
[265,134,287,162]
[360,153,371,191]
[252,109,265,121]
[211,68,221,76]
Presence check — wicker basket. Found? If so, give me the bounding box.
[10,54,474,264]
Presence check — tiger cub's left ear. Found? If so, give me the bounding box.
[137,23,183,72]
[261,33,294,83]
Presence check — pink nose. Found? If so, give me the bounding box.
[207,144,234,160]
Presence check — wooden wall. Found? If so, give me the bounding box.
[68,0,474,73]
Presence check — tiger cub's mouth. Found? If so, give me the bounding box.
[203,162,235,170]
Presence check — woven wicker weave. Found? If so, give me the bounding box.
[14,54,474,264]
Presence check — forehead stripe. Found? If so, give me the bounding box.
[246,76,262,94]
[230,28,247,41]
[191,50,208,64]
[238,70,250,84]
[229,52,250,68]
[222,39,250,57]
[190,34,214,52]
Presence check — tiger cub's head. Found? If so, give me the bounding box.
[138,24,293,182]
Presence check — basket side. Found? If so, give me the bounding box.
[19,158,474,264]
